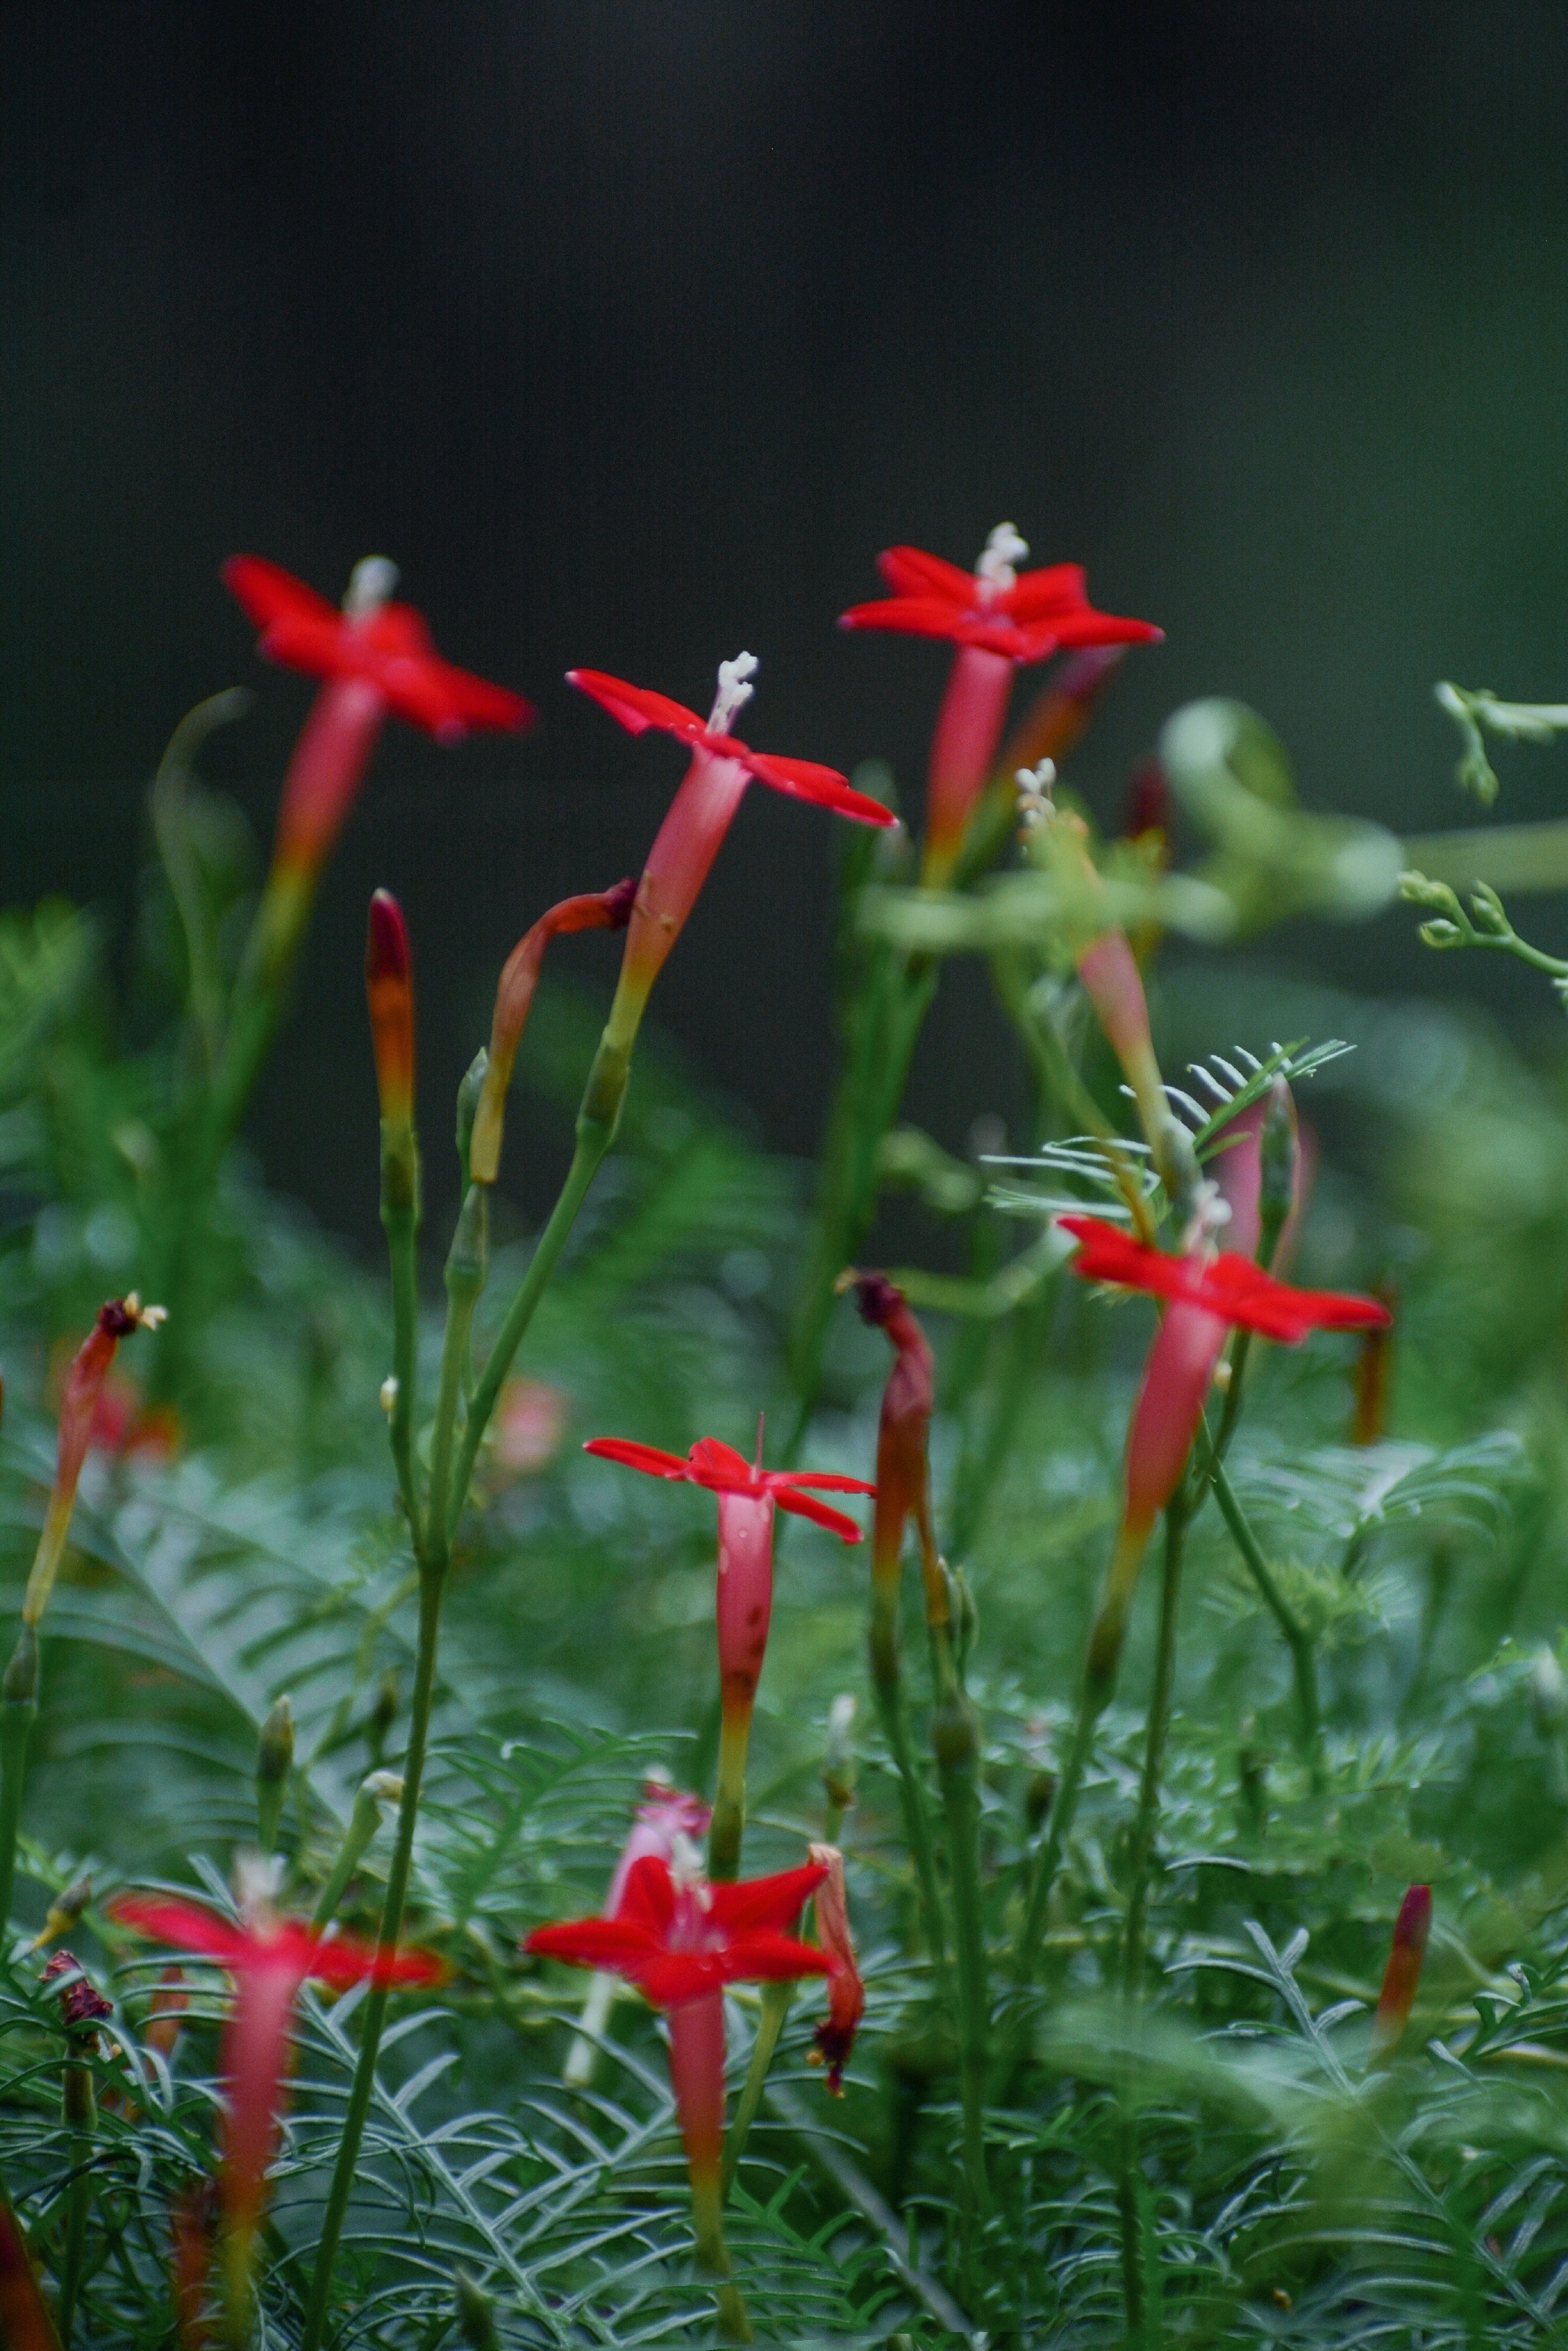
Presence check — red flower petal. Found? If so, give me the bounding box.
[307,1932,445,1991]
[772,1470,879,1494]
[567,669,709,743]
[1004,561,1091,620]
[1058,1215,1392,1343]
[613,1854,680,1935]
[717,1929,834,1983]
[875,545,977,602]
[685,1436,756,1488]
[637,1951,728,2007]
[583,1436,696,1481]
[223,554,342,634]
[741,751,896,826]
[524,1917,662,1971]
[772,1488,866,1543]
[708,1862,829,1935]
[109,1894,252,1968]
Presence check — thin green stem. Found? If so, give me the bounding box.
[57,2083,91,2346]
[426,1186,487,1553]
[299,1572,441,2351]
[1011,1690,1095,1984]
[1208,1454,1323,1780]
[930,1625,993,2218]
[379,1129,423,1545]
[0,1627,39,1938]
[708,1710,750,1884]
[721,1981,793,2200]
[690,2170,753,2344]
[1121,1502,1187,1996]
[869,1623,950,1986]
[447,1128,610,1546]
[1116,2111,1145,2349]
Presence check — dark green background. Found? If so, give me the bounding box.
[5,1,1568,1235]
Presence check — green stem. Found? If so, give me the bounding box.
[379,1126,423,1545]
[1116,2110,1145,2349]
[57,2152,89,2346]
[869,1601,949,1984]
[708,1710,750,1884]
[1121,1502,1187,1996]
[690,2168,753,2344]
[310,1779,395,1935]
[1011,1649,1108,1986]
[1208,1455,1323,1779]
[446,1112,615,1548]
[0,1627,39,1938]
[930,1626,993,2217]
[299,1572,442,2351]
[426,1186,488,1553]
[721,1980,793,2200]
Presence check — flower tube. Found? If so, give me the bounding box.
[111,1881,442,2316]
[840,526,1162,884]
[583,1435,873,1878]
[225,556,532,976]
[571,658,894,1071]
[805,1844,864,2095]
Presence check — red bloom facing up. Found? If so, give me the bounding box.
[110,1888,443,2284]
[1061,1184,1390,1695]
[223,554,532,897]
[840,526,1163,883]
[583,1433,872,1723]
[570,659,895,1057]
[1057,1215,1393,1346]
[527,1851,834,2230]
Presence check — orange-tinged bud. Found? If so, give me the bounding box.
[365,890,416,1132]
[470,881,637,1184]
[1351,1284,1397,1444]
[806,1843,864,2095]
[1369,1883,1432,2063]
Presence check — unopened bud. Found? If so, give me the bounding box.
[1399,868,1463,917]
[365,890,416,1133]
[454,2267,501,2351]
[456,1048,488,1179]
[30,1872,92,1952]
[1533,1646,1568,1736]
[821,1693,858,1816]
[1368,1883,1432,2065]
[255,1695,294,1854]
[1418,918,1465,950]
[1466,882,1510,938]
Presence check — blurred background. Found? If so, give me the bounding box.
[5,0,1568,1240]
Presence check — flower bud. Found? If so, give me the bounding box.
[254,1695,294,1855]
[1368,1883,1432,2064]
[365,890,416,1132]
[821,1693,858,1819]
[1533,1646,1568,1736]
[455,2269,501,2351]
[1399,868,1463,916]
[456,1047,488,1179]
[30,1871,92,1952]
[1418,918,1466,950]
[1466,882,1511,938]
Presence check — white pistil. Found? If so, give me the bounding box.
[707,651,758,736]
[343,556,400,621]
[234,1849,285,1926]
[975,521,1029,605]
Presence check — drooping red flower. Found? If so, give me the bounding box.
[110,1891,443,2269]
[805,1844,864,2096]
[527,1851,833,2010]
[840,527,1161,885]
[840,538,1163,667]
[27,1296,166,1631]
[224,557,533,743]
[1058,1215,1393,1345]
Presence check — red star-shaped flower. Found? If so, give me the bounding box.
[525,1851,832,2011]
[583,1432,874,1542]
[840,537,1163,667]
[568,667,895,826]
[1057,1214,1392,1344]
[224,556,533,742]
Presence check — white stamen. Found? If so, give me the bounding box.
[707,651,758,736]
[233,1849,285,1923]
[669,1828,713,1908]
[975,521,1029,604]
[1179,1179,1232,1258]
[1014,758,1057,829]
[379,1375,399,1416]
[343,556,400,620]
